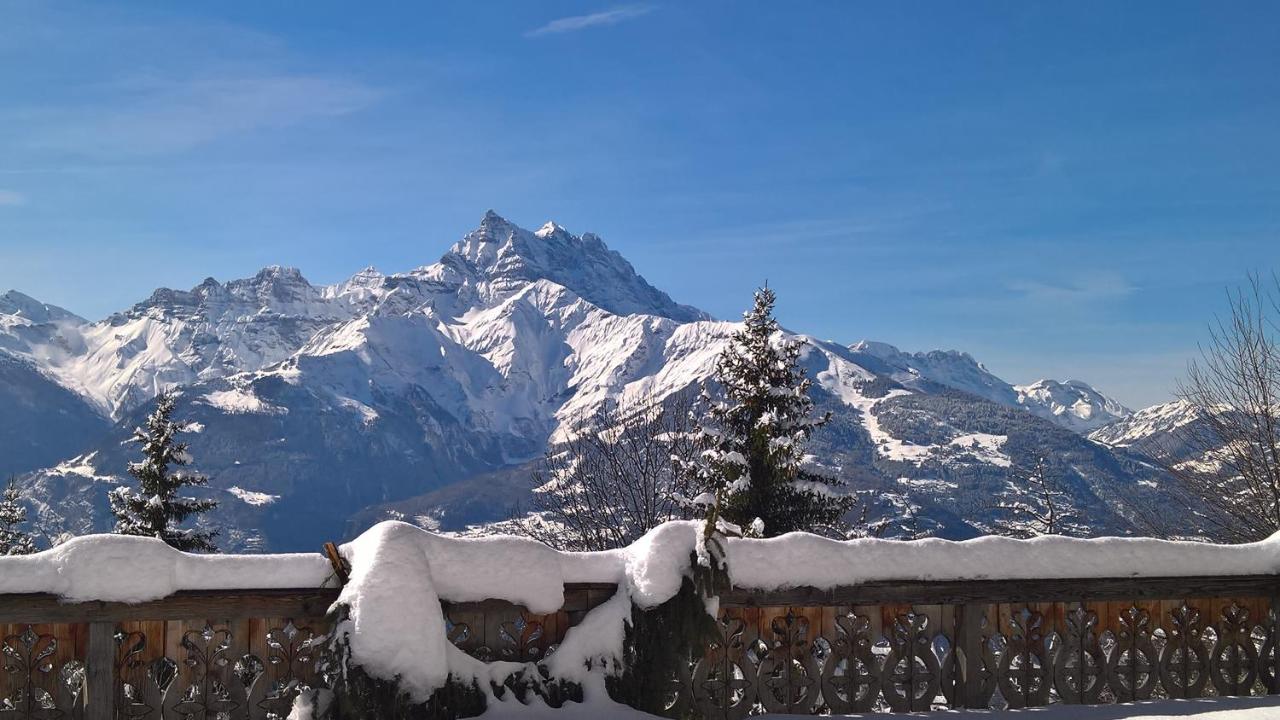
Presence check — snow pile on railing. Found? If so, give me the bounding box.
[4,522,1280,706]
[0,534,335,603]
[332,520,702,701]
[726,531,1280,589]
[331,522,1280,703]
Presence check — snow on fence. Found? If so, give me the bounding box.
[2,523,1280,718]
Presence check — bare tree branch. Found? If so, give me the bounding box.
[1154,273,1280,542]
[511,391,701,551]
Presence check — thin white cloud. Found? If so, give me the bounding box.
[19,73,383,158]
[1009,274,1134,304]
[527,5,654,37]
[0,190,28,207]
[0,4,384,160]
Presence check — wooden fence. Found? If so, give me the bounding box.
[2,575,1279,717]
[0,589,336,719]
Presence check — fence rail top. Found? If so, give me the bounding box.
[0,587,342,624]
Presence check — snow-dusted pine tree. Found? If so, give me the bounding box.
[0,478,37,555]
[688,286,855,538]
[991,457,1085,538]
[109,391,219,552]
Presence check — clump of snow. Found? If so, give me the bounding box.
[228,486,280,506]
[0,534,334,603]
[333,520,703,702]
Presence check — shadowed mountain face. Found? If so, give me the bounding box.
[3,213,1179,551]
[0,353,108,479]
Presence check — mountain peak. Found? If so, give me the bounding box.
[1014,378,1131,432]
[436,212,708,322]
[536,220,566,237]
[475,210,516,241]
[0,290,85,325]
[251,265,307,283]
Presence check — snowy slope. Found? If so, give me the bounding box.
[851,341,1131,432]
[1015,379,1132,433]
[1086,399,1224,473]
[1090,400,1202,448]
[5,212,1172,550]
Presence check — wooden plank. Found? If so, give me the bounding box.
[997,603,1014,642]
[85,621,115,720]
[0,588,339,624]
[955,602,989,709]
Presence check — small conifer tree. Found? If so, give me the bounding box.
[687,286,855,537]
[109,391,218,552]
[0,478,37,555]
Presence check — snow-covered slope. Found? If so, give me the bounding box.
[1090,400,1201,448]
[1086,399,1221,470]
[5,212,1172,550]
[850,341,1131,432]
[1014,379,1132,433]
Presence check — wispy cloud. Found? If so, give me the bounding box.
[0,190,28,207]
[526,5,654,37]
[1008,273,1135,304]
[0,3,384,161]
[16,74,382,159]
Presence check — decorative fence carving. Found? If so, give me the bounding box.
[437,576,1280,716]
[0,590,336,720]
[2,576,1278,717]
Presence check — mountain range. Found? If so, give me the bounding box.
[1,212,1193,551]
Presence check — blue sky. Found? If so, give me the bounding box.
[1,1,1277,407]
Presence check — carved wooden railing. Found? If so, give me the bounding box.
[0,589,338,719]
[3,576,1279,717]
[439,576,1280,716]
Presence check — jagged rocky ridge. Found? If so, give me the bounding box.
[2,213,1179,550]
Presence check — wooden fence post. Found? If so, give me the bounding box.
[955,602,989,709]
[86,621,115,720]
[1272,591,1280,695]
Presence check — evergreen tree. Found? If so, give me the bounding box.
[0,478,37,555]
[991,457,1086,538]
[688,286,855,537]
[109,391,219,552]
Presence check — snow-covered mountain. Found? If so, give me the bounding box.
[4,212,1179,550]
[1086,399,1222,472]
[1014,379,1132,433]
[1089,401,1201,449]
[848,342,1131,431]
